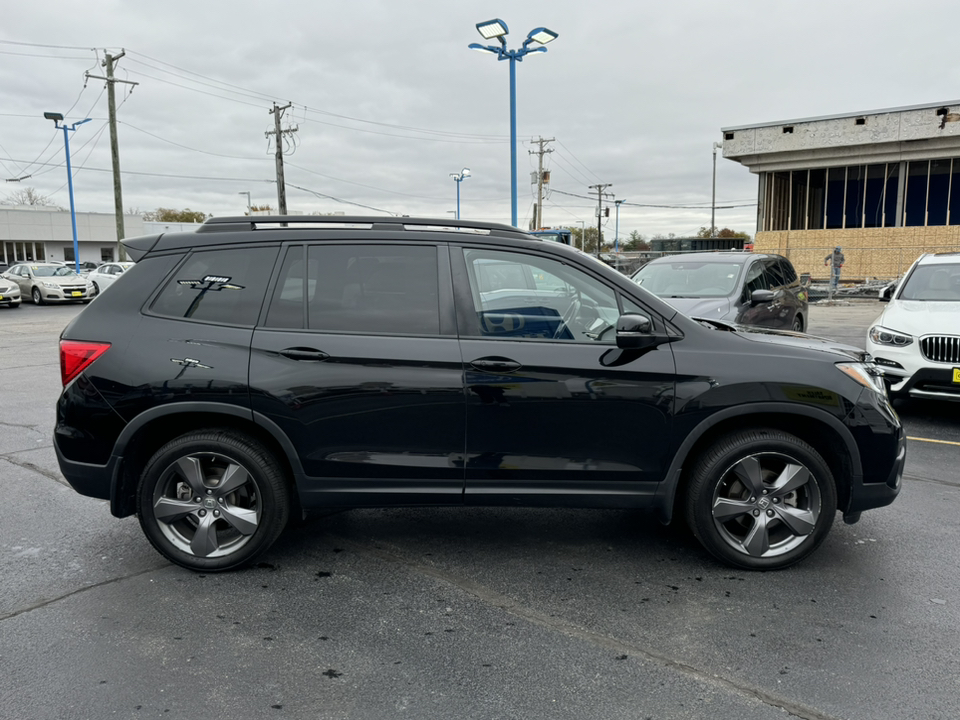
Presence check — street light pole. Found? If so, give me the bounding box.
[711,141,723,237]
[44,112,90,273]
[470,19,558,228]
[239,191,252,215]
[450,168,470,220]
[614,199,624,271]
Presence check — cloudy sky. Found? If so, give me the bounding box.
[3,1,960,240]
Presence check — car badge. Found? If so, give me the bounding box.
[170,357,212,369]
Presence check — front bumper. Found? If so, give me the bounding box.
[36,285,94,302]
[0,288,21,305]
[867,340,960,402]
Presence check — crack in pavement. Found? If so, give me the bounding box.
[335,534,844,720]
[0,565,167,623]
[903,473,960,489]
[0,452,70,487]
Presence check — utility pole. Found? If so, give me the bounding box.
[528,136,554,229]
[589,183,613,258]
[711,141,723,237]
[266,103,298,215]
[85,50,138,261]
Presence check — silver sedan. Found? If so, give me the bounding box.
[1,263,95,305]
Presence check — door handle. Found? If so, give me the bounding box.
[279,347,329,362]
[470,357,522,373]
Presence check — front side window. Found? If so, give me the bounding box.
[150,246,278,326]
[462,249,619,343]
[742,261,770,299]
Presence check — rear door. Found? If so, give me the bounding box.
[250,242,466,507]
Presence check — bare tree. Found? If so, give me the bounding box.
[1,187,64,209]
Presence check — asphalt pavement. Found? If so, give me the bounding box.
[1,300,957,720]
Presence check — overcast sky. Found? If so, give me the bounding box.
[3,1,960,240]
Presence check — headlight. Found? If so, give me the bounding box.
[869,325,913,347]
[41,281,60,289]
[837,362,886,394]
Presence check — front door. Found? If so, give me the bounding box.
[452,246,676,507]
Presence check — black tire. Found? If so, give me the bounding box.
[792,314,804,333]
[136,429,290,572]
[32,287,44,305]
[685,429,836,570]
[92,281,100,295]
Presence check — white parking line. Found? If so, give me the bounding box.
[908,436,960,447]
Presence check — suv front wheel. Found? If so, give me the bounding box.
[137,430,290,571]
[685,429,837,570]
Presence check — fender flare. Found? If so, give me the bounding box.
[653,401,863,524]
[109,402,307,515]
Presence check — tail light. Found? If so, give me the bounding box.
[60,340,111,386]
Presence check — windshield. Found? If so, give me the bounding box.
[632,260,743,298]
[32,266,80,278]
[899,262,960,301]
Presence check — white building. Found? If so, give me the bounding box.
[0,206,145,267]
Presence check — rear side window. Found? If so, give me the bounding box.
[262,244,440,335]
[150,246,278,326]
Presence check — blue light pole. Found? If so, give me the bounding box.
[450,168,470,219]
[44,112,91,272]
[470,19,558,228]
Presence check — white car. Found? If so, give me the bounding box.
[87,262,135,295]
[866,252,960,402]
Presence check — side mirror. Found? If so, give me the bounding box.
[750,289,775,305]
[616,313,655,349]
[878,283,895,303]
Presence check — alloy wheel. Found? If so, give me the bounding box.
[151,452,261,558]
[711,452,821,558]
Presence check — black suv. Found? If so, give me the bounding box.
[56,217,904,572]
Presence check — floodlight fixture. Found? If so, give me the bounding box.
[44,111,64,123]
[526,27,558,45]
[476,19,508,39]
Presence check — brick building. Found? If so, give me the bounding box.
[721,100,960,281]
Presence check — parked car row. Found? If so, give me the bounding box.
[0,261,135,305]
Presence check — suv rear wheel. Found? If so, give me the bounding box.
[136,430,290,571]
[685,429,837,570]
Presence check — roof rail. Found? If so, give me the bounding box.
[196,215,532,240]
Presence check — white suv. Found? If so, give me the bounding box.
[867,252,960,402]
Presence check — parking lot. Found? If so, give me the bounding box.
[1,300,958,720]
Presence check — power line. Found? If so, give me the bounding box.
[0,39,95,51]
[286,182,396,216]
[550,188,756,209]
[0,156,275,183]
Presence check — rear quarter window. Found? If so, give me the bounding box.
[149,246,279,326]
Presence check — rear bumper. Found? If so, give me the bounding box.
[54,435,125,512]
